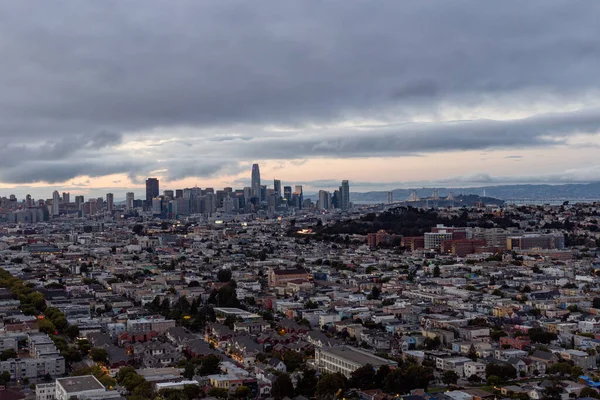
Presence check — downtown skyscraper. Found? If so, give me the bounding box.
[251,164,261,200]
[340,180,350,210]
[146,178,159,205]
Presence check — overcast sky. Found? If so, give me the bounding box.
[2,1,600,199]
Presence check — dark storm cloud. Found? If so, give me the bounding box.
[1,1,600,183]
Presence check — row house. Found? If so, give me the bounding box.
[499,336,532,350]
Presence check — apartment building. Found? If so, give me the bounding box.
[315,346,397,378]
[0,356,65,380]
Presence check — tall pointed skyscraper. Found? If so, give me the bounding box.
[251,164,261,199]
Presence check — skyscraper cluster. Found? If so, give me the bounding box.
[136,163,350,218]
[0,163,351,221]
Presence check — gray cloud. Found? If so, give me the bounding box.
[1,1,600,185]
[156,108,600,160]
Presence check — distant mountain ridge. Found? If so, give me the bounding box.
[349,182,600,202]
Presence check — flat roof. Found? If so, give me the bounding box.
[57,375,104,393]
[214,307,260,318]
[321,346,398,367]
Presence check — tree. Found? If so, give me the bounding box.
[0,371,10,385]
[580,387,600,399]
[433,265,440,277]
[485,363,516,381]
[90,347,109,364]
[217,269,232,283]
[384,364,434,395]
[183,362,195,380]
[490,330,508,341]
[468,374,482,384]
[424,336,441,350]
[282,349,303,373]
[486,375,502,386]
[198,355,221,375]
[296,369,318,397]
[132,224,144,236]
[375,365,391,387]
[272,374,295,400]
[349,364,376,390]
[528,328,557,344]
[316,372,347,400]
[183,384,201,400]
[206,388,228,399]
[368,286,381,300]
[233,386,251,399]
[468,344,478,361]
[0,349,17,361]
[547,362,572,376]
[442,370,459,386]
[305,300,319,309]
[542,383,563,400]
[66,325,80,340]
[53,316,68,333]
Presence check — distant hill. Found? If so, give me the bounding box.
[349,182,600,202]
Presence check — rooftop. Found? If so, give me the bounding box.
[320,346,398,367]
[56,375,104,393]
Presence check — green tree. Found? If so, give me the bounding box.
[0,349,17,361]
[182,384,201,400]
[467,344,478,361]
[66,325,80,340]
[217,269,232,282]
[90,347,109,364]
[316,372,347,400]
[375,365,391,387]
[368,286,381,300]
[349,364,376,390]
[528,327,557,344]
[433,266,441,277]
[295,369,318,397]
[115,366,137,383]
[0,371,11,385]
[485,363,516,381]
[183,362,195,380]
[282,349,304,372]
[383,363,433,395]
[580,387,600,399]
[233,386,251,399]
[207,388,228,399]
[442,370,459,386]
[486,375,502,386]
[424,336,441,350]
[198,354,221,375]
[272,374,295,400]
[542,383,563,400]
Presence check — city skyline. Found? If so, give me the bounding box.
[2,3,600,197]
[0,163,351,204]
